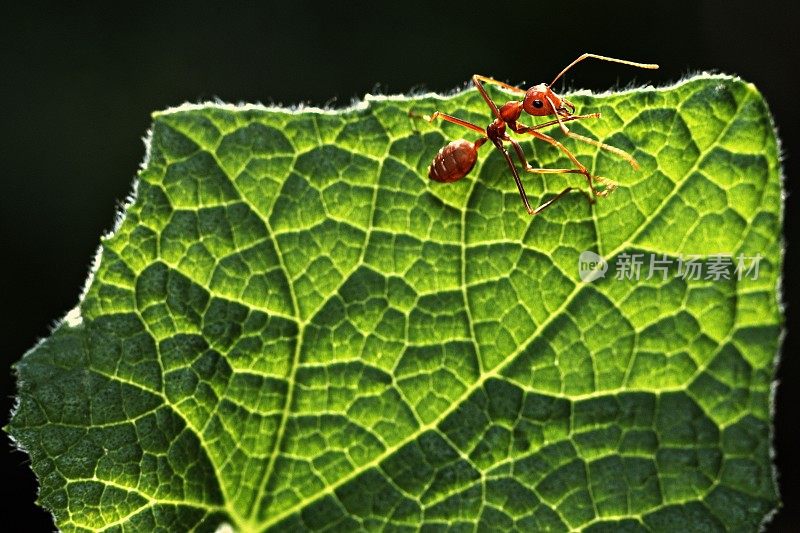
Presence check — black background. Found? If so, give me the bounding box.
[2,1,798,530]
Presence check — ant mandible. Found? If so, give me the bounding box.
[420,53,658,215]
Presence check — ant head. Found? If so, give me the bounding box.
[522,84,575,117]
[522,84,559,116]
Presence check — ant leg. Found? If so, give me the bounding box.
[524,168,618,203]
[545,97,639,169]
[491,141,533,214]
[514,126,596,193]
[519,126,620,199]
[507,137,534,172]
[586,175,619,197]
[505,111,602,167]
[513,120,622,200]
[528,113,600,132]
[507,137,594,207]
[507,137,578,175]
[410,110,486,135]
[472,74,526,94]
[532,187,575,215]
[564,129,639,169]
[471,76,502,119]
[561,129,638,169]
[521,110,631,167]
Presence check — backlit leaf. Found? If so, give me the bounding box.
[8,75,781,531]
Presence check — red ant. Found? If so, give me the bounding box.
[419,53,658,215]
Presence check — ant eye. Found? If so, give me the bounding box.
[533,100,544,109]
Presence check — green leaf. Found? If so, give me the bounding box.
[7,74,781,532]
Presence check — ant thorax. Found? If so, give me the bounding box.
[499,101,523,123]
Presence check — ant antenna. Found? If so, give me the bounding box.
[550,53,659,87]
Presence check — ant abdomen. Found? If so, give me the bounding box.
[428,139,480,183]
